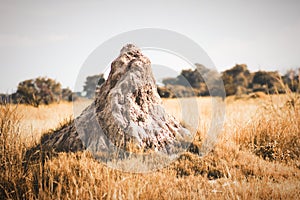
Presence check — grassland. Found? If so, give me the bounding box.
[0,94,299,199]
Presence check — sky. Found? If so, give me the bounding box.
[0,0,300,93]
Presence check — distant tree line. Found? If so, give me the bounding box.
[158,64,300,98]
[1,65,299,106]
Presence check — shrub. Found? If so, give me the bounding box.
[61,88,73,102]
[16,77,62,107]
[252,71,284,93]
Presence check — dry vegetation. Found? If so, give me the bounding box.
[0,94,300,199]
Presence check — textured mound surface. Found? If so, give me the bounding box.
[33,44,192,158]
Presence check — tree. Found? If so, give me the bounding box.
[178,66,206,88]
[16,77,62,107]
[252,71,284,93]
[221,64,251,96]
[83,74,105,98]
[161,64,225,97]
[222,73,236,96]
[62,88,73,101]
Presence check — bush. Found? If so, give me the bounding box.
[252,71,284,93]
[62,88,73,102]
[221,64,251,96]
[14,77,73,107]
[157,86,175,98]
[16,77,61,106]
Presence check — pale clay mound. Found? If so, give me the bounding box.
[35,44,192,159]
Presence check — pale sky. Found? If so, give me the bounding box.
[0,0,300,93]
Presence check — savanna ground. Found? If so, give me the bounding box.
[0,93,300,199]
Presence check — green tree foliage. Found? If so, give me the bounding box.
[161,64,224,98]
[3,65,299,105]
[252,71,278,87]
[163,64,207,88]
[221,64,251,96]
[62,88,73,101]
[252,71,284,93]
[178,69,203,88]
[83,74,105,98]
[160,63,299,98]
[15,77,70,107]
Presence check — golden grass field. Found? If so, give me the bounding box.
[0,94,300,199]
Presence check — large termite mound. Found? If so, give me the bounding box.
[29,44,192,161]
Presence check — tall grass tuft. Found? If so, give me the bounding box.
[236,79,300,168]
[0,103,32,199]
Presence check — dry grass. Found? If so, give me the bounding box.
[0,94,300,199]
